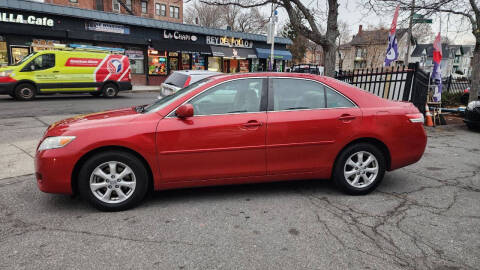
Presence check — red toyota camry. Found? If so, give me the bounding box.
[35,73,427,211]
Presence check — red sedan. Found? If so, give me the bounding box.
[35,73,427,211]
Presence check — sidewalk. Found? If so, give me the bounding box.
[131,85,161,92]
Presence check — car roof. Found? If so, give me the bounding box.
[174,70,222,76]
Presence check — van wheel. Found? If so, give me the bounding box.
[333,143,386,195]
[14,83,36,101]
[102,83,119,98]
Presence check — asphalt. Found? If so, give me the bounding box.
[0,94,479,269]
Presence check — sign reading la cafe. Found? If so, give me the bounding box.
[0,12,54,27]
[206,35,253,48]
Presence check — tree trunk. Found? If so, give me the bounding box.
[469,40,480,103]
[324,44,337,77]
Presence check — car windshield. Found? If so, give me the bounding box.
[11,52,37,66]
[143,77,212,113]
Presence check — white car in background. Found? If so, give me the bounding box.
[159,70,222,97]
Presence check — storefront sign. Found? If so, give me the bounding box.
[85,21,130,35]
[163,30,197,42]
[125,50,144,60]
[206,36,253,48]
[0,12,54,27]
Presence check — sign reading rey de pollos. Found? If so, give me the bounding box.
[206,36,253,48]
[0,11,54,27]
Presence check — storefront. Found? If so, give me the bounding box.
[0,1,292,85]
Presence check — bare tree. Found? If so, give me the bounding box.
[185,1,268,34]
[280,22,308,64]
[184,1,224,28]
[366,0,479,102]
[200,0,340,77]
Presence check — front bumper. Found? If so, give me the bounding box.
[0,82,15,95]
[35,148,76,195]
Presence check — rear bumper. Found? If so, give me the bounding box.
[118,82,132,91]
[0,82,15,94]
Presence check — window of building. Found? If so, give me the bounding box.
[141,1,147,13]
[69,0,78,3]
[355,47,367,58]
[189,79,263,116]
[112,0,120,12]
[0,39,7,67]
[161,4,166,16]
[156,3,166,16]
[126,0,132,11]
[170,6,179,18]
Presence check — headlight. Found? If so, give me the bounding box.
[38,136,76,151]
[467,101,480,110]
[0,70,13,77]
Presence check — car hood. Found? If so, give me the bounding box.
[47,107,141,135]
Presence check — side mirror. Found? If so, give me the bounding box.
[175,104,194,118]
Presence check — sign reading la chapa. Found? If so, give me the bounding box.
[163,30,198,42]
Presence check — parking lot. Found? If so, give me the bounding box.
[0,94,479,269]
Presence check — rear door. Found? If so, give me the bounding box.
[266,77,362,176]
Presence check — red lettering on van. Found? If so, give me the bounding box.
[65,58,102,67]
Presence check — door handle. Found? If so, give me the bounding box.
[52,70,60,73]
[242,120,262,128]
[338,114,356,121]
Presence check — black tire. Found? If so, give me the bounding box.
[14,83,36,101]
[102,83,119,98]
[78,151,149,211]
[333,143,386,195]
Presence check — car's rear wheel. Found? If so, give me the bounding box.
[333,143,386,195]
[14,83,36,101]
[102,83,119,98]
[78,151,149,211]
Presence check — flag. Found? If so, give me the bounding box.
[431,33,443,102]
[384,5,400,66]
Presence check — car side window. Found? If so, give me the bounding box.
[189,78,263,116]
[22,54,55,72]
[271,78,326,111]
[325,87,355,108]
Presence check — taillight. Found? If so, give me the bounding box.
[407,113,424,123]
[183,76,191,87]
[464,88,469,93]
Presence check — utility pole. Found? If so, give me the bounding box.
[405,0,415,65]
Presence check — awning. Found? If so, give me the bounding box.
[152,40,212,54]
[210,46,257,59]
[255,48,292,60]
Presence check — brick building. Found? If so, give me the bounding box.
[44,0,183,23]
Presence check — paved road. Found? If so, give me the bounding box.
[0,92,159,119]
[0,95,479,269]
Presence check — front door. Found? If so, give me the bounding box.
[266,77,362,175]
[156,78,267,182]
[20,53,58,91]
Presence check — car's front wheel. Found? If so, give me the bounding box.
[78,151,149,211]
[14,83,36,101]
[333,143,386,195]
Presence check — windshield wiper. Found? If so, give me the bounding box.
[135,105,147,113]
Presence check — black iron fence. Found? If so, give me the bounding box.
[334,63,428,113]
[444,76,471,94]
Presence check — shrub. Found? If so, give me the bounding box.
[441,91,463,107]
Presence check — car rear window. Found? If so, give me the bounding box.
[164,72,189,87]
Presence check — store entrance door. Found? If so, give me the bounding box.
[10,46,30,64]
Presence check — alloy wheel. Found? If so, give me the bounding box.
[89,161,136,204]
[343,151,379,188]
